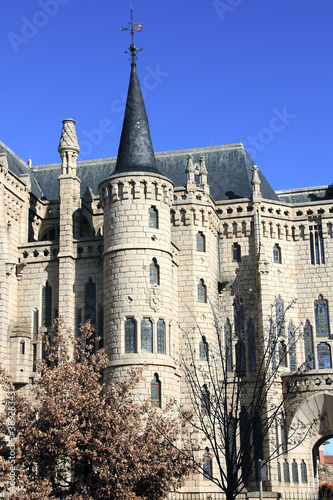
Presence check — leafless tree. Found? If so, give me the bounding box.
[177,276,318,500]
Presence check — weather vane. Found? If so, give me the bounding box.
[119,7,143,64]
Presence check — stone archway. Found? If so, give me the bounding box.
[287,392,333,488]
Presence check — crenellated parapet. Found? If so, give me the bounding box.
[99,173,173,208]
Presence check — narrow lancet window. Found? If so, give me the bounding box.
[125,318,136,353]
[141,318,153,353]
[151,373,161,408]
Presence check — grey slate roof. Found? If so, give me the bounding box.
[31,143,280,202]
[277,186,333,204]
[0,140,43,199]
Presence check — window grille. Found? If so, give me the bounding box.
[200,385,210,412]
[197,279,207,303]
[203,448,212,480]
[232,242,241,262]
[33,343,37,372]
[149,259,159,284]
[233,297,244,337]
[317,342,332,369]
[33,309,39,339]
[19,341,25,355]
[85,278,96,324]
[292,460,299,483]
[276,296,285,336]
[236,341,246,375]
[273,244,281,263]
[288,322,297,371]
[196,232,205,252]
[300,460,308,483]
[283,460,290,483]
[281,418,288,454]
[151,374,161,408]
[41,282,52,328]
[309,223,325,265]
[199,336,208,360]
[304,321,315,369]
[247,318,256,371]
[157,319,165,354]
[141,318,153,353]
[148,206,158,228]
[314,295,330,337]
[125,318,136,353]
[225,320,232,372]
[278,342,287,368]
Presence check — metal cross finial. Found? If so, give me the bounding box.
[119,7,143,65]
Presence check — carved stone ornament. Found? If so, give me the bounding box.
[149,284,161,311]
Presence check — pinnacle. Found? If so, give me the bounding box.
[58,118,80,155]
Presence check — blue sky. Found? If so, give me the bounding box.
[324,440,333,456]
[1,0,333,192]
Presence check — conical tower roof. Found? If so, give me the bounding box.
[114,62,160,175]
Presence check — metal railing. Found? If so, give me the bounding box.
[169,493,330,500]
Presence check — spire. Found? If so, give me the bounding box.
[115,11,160,175]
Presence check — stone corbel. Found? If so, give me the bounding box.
[16,260,27,279]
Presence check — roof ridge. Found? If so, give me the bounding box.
[155,142,244,157]
[0,139,30,169]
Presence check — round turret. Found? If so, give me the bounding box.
[99,60,179,407]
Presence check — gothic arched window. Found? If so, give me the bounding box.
[283,460,290,483]
[157,319,165,354]
[292,460,299,483]
[240,406,251,483]
[304,320,315,369]
[309,222,325,265]
[42,281,52,328]
[273,243,281,263]
[149,258,160,285]
[151,373,161,408]
[200,385,210,413]
[196,232,205,252]
[247,318,256,371]
[141,318,153,353]
[19,341,25,355]
[278,341,287,368]
[300,460,308,483]
[288,321,296,371]
[148,206,158,228]
[199,335,208,360]
[281,418,288,454]
[125,318,137,353]
[225,320,232,372]
[236,341,246,375]
[276,296,285,336]
[277,462,281,482]
[317,342,332,369]
[85,278,96,324]
[314,295,330,337]
[232,242,241,262]
[233,297,244,337]
[197,279,207,303]
[270,323,277,370]
[203,447,212,480]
